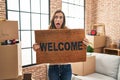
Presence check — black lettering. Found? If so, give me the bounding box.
[71,42,77,50]
[64,42,71,50]
[40,43,47,51]
[58,42,64,51]
[48,42,53,51]
[40,41,83,52]
[53,42,58,51]
[78,41,83,50]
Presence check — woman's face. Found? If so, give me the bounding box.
[54,12,64,29]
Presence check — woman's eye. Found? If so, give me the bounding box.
[55,16,58,19]
[60,16,63,19]
[54,16,63,19]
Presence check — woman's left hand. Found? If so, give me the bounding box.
[83,38,89,46]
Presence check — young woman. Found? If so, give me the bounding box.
[33,10,89,80]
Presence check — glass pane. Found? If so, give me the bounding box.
[32,31,36,64]
[80,0,84,6]
[32,49,36,64]
[41,0,49,14]
[62,3,69,16]
[7,11,20,30]
[32,31,35,46]
[69,0,75,4]
[79,7,84,19]
[66,17,69,27]
[67,17,75,29]
[67,17,84,29]
[32,32,36,64]
[20,0,30,12]
[31,14,40,30]
[31,0,40,13]
[74,6,84,19]
[62,0,69,2]
[8,11,19,21]
[41,15,49,30]
[22,49,31,66]
[21,31,31,48]
[69,4,75,17]
[7,0,19,10]
[73,18,83,29]
[21,12,30,30]
[79,18,84,28]
[75,0,80,5]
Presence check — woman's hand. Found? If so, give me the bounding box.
[83,38,89,46]
[33,43,40,51]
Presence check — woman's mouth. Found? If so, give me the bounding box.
[56,23,60,26]
[55,23,61,29]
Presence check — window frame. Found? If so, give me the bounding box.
[62,0,85,29]
[5,0,50,67]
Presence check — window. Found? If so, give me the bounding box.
[62,0,85,29]
[6,0,50,66]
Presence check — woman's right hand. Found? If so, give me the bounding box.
[33,43,40,51]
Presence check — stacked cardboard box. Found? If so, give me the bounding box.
[71,56,95,76]
[0,21,22,80]
[86,35,106,52]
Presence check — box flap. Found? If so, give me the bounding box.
[0,20,18,42]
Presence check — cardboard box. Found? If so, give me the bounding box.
[86,35,106,48]
[35,29,86,64]
[94,47,104,53]
[0,20,18,42]
[6,75,23,80]
[0,43,22,79]
[0,20,22,79]
[71,56,95,76]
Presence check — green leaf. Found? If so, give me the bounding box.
[87,45,94,52]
